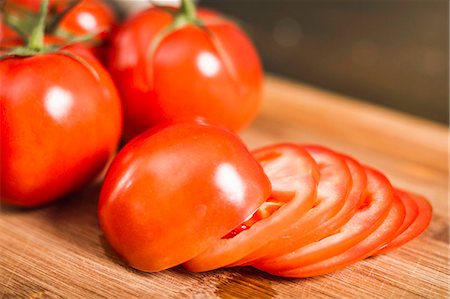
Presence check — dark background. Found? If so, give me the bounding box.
[201,0,449,124]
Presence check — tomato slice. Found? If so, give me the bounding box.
[376,189,432,254]
[230,145,352,267]
[274,193,405,278]
[253,167,394,272]
[275,154,367,251]
[183,144,318,272]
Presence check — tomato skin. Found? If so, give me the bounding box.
[98,122,271,272]
[108,7,263,140]
[0,46,122,207]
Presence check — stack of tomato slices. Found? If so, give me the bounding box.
[183,143,432,277]
[98,122,432,277]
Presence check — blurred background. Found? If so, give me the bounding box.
[199,0,449,125]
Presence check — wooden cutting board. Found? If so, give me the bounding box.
[1,75,448,299]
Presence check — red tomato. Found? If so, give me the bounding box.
[376,189,432,254]
[276,194,405,277]
[183,143,319,272]
[51,0,116,41]
[233,145,352,266]
[98,122,271,272]
[52,0,117,63]
[0,45,122,207]
[108,5,263,140]
[254,167,395,273]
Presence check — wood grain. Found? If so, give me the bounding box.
[1,75,448,299]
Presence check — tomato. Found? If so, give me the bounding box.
[254,167,395,273]
[50,0,116,40]
[51,0,117,62]
[107,2,263,140]
[233,145,352,266]
[376,189,432,254]
[0,44,122,206]
[275,194,405,277]
[98,122,271,272]
[183,143,319,272]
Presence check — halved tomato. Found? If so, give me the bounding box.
[254,167,395,272]
[274,193,405,277]
[183,144,318,272]
[376,189,432,254]
[231,145,352,266]
[98,122,271,272]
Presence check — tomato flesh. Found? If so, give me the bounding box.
[254,167,394,272]
[376,189,432,254]
[233,145,351,266]
[269,154,367,252]
[222,196,286,239]
[275,193,405,277]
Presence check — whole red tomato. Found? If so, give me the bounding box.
[98,122,271,272]
[50,0,116,42]
[108,1,263,140]
[0,45,122,207]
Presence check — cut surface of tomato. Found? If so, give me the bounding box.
[254,167,394,272]
[376,189,432,254]
[183,144,318,272]
[275,193,405,278]
[231,145,352,267]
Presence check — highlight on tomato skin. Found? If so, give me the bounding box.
[98,121,271,272]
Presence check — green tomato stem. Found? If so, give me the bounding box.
[27,0,49,51]
[179,0,197,22]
